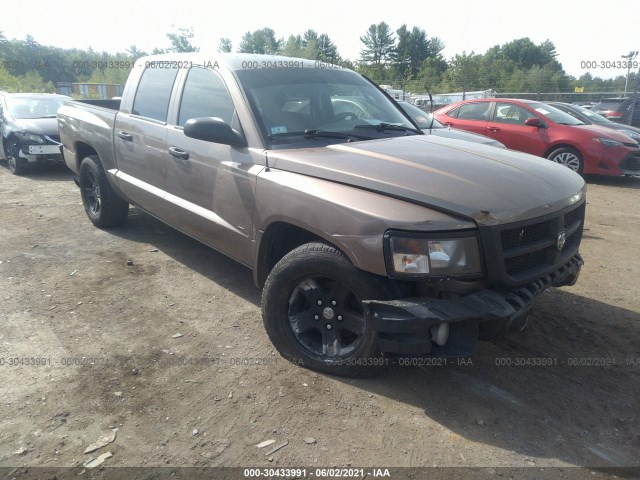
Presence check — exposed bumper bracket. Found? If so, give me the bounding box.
[363,254,583,355]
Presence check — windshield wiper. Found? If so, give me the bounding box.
[354,123,422,135]
[268,129,371,141]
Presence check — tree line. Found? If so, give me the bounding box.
[0,25,634,96]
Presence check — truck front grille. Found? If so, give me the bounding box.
[481,201,586,287]
[504,248,552,276]
[500,220,551,249]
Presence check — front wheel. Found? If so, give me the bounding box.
[3,140,27,175]
[261,242,389,377]
[79,155,129,228]
[547,147,583,174]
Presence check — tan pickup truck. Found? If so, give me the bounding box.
[57,53,586,376]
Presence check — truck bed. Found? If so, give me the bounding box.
[70,98,121,111]
[57,99,120,175]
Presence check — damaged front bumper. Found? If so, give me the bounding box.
[14,137,64,164]
[363,254,583,357]
[25,144,62,156]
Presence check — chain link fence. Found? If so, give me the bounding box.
[385,68,640,128]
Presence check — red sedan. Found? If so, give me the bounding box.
[433,98,640,175]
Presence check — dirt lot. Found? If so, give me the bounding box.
[0,163,638,479]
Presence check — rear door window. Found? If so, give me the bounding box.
[456,102,491,121]
[132,67,179,122]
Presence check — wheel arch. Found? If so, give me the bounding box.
[254,221,402,300]
[254,221,343,288]
[543,142,583,159]
[2,132,18,156]
[74,142,99,171]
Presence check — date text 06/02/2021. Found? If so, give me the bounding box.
[243,468,391,478]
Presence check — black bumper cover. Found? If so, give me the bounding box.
[363,254,583,356]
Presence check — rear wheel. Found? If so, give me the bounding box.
[547,147,583,174]
[79,155,129,228]
[262,242,388,377]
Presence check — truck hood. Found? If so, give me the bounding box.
[267,135,586,225]
[10,118,59,136]
[425,127,505,148]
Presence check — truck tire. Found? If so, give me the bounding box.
[3,140,27,175]
[79,155,129,228]
[261,242,388,377]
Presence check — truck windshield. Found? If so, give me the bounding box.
[235,68,418,146]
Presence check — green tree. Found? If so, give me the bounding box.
[0,64,54,92]
[359,22,396,65]
[302,29,319,46]
[418,56,448,90]
[218,38,232,53]
[301,32,320,60]
[441,52,485,92]
[0,30,8,59]
[167,26,199,53]
[316,34,339,63]
[126,45,147,61]
[282,35,304,57]
[239,28,281,55]
[395,25,434,79]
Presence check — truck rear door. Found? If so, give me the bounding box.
[162,65,258,266]
[112,66,181,215]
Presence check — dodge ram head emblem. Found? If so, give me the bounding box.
[556,231,567,251]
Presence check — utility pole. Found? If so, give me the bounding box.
[629,63,640,127]
[622,51,638,95]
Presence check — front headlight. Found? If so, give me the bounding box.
[15,131,45,144]
[387,233,482,278]
[592,137,623,147]
[619,129,640,140]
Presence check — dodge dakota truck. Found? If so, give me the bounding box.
[57,53,586,376]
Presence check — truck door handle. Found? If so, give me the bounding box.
[169,146,189,161]
[117,131,133,141]
[444,122,454,127]
[487,126,500,132]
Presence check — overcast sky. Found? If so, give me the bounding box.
[2,0,637,80]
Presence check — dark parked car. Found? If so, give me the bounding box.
[548,102,640,143]
[397,101,506,148]
[0,92,69,174]
[591,97,640,127]
[434,98,640,175]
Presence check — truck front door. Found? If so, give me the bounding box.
[163,66,258,265]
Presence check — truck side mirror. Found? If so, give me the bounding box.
[183,117,247,148]
[524,117,544,128]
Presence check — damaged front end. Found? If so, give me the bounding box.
[8,131,64,163]
[364,254,583,357]
[366,200,586,358]
[4,132,64,174]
